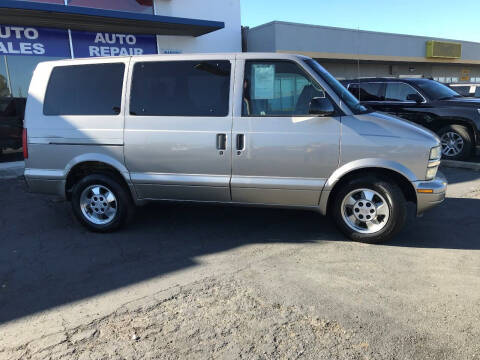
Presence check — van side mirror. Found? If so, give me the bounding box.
[406,93,423,103]
[309,97,335,116]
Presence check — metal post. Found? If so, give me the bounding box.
[68,29,74,59]
[64,0,75,58]
[152,0,160,54]
[3,55,12,97]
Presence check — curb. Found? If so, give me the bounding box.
[441,160,480,171]
[0,161,25,179]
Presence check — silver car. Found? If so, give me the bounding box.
[23,53,446,243]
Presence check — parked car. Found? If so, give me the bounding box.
[0,97,26,155]
[23,54,446,243]
[448,83,480,98]
[342,78,480,160]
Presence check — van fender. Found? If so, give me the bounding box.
[64,153,131,183]
[318,158,418,215]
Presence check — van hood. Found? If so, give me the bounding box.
[354,111,440,146]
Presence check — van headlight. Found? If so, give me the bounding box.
[426,146,441,180]
[430,146,442,161]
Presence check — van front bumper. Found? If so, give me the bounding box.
[413,173,448,215]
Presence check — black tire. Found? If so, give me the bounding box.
[71,174,134,232]
[331,177,407,244]
[438,125,473,161]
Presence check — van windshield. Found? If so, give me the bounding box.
[304,59,371,115]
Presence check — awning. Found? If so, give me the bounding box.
[0,0,225,37]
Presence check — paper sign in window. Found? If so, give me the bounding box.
[252,64,275,100]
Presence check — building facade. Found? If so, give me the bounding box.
[0,0,241,98]
[246,21,480,83]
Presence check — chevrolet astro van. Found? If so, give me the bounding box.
[23,53,447,243]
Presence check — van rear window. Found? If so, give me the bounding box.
[43,63,125,116]
[129,60,231,117]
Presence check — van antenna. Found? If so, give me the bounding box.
[357,26,361,102]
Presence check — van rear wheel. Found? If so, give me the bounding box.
[71,174,133,232]
[332,177,407,243]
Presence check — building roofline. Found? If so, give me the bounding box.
[0,0,224,36]
[249,20,480,46]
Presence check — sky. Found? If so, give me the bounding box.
[241,0,480,43]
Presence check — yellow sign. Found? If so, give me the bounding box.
[461,69,470,82]
[426,40,462,59]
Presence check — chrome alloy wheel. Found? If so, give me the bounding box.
[80,185,118,225]
[341,188,390,234]
[441,131,464,157]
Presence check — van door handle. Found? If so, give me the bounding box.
[236,134,245,155]
[216,134,226,152]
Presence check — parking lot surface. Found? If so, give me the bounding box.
[0,167,479,359]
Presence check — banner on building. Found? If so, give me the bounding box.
[70,31,158,58]
[0,25,71,57]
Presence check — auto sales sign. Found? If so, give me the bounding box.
[0,25,158,59]
[0,25,71,57]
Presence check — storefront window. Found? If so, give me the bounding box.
[0,59,10,97]
[2,56,65,97]
[67,0,154,14]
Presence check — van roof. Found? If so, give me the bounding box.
[36,52,310,66]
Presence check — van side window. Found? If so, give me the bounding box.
[242,60,325,117]
[130,61,231,117]
[43,63,125,116]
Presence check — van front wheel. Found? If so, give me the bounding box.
[71,174,133,232]
[332,177,407,243]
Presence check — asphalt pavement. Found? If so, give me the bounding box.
[0,167,479,359]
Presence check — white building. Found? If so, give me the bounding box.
[0,0,242,98]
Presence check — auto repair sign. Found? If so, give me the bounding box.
[0,25,70,57]
[71,31,158,57]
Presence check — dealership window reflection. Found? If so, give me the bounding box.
[2,56,64,98]
[0,59,9,97]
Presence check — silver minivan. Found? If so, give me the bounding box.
[23,53,447,243]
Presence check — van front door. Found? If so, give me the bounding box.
[231,59,340,206]
[124,57,234,202]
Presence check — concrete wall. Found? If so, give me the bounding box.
[247,21,480,81]
[247,21,480,64]
[245,23,276,53]
[154,0,242,53]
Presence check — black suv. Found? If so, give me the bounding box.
[0,97,26,155]
[342,78,480,160]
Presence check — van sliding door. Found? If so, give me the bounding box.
[124,56,234,202]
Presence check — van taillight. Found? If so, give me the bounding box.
[22,128,28,159]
